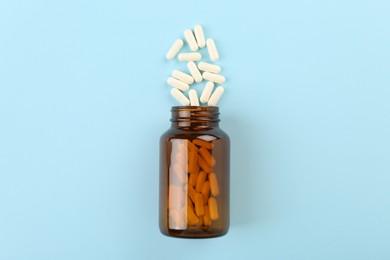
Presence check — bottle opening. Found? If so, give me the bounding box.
[171,106,220,127]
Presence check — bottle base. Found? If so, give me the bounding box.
[160,228,228,239]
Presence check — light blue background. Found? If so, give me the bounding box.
[1,0,389,259]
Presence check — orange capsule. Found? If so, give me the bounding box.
[194,193,205,217]
[193,139,214,149]
[186,140,198,152]
[201,181,211,203]
[188,171,198,187]
[198,215,204,226]
[203,205,211,226]
[195,171,207,192]
[187,205,200,225]
[199,147,216,167]
[208,197,219,221]
[188,145,199,175]
[198,156,212,173]
[209,172,220,196]
[187,196,194,211]
[188,185,197,204]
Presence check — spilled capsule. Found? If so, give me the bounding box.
[166,39,183,60]
[202,72,225,84]
[207,86,224,106]
[198,62,221,73]
[206,39,219,61]
[188,89,200,106]
[178,52,202,61]
[187,61,203,83]
[200,81,214,103]
[171,88,190,106]
[184,29,199,51]
[167,77,189,91]
[194,25,206,48]
[172,70,194,84]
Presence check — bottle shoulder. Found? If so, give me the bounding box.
[160,126,229,142]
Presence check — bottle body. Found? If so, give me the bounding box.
[159,106,230,238]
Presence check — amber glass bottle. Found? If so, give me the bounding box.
[159,106,230,238]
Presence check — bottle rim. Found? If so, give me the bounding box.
[170,106,220,123]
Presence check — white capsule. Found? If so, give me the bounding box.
[172,70,194,85]
[184,29,199,51]
[187,62,203,83]
[194,25,206,48]
[178,52,201,61]
[202,72,225,84]
[198,62,221,73]
[166,39,184,60]
[171,88,190,106]
[206,39,219,61]
[207,86,224,106]
[188,89,199,106]
[167,77,189,91]
[200,81,215,103]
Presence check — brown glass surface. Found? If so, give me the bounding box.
[159,106,230,238]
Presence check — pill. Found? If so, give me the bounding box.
[208,197,219,220]
[199,81,215,104]
[187,140,198,152]
[184,29,199,51]
[207,86,224,106]
[198,155,212,173]
[202,72,225,84]
[170,88,190,106]
[199,147,216,167]
[209,172,220,196]
[201,181,210,203]
[194,193,205,216]
[172,70,194,85]
[187,61,203,83]
[203,205,211,226]
[187,205,200,225]
[178,52,201,61]
[189,171,198,187]
[187,197,194,211]
[166,39,184,60]
[188,89,200,106]
[198,215,204,226]
[195,171,207,192]
[188,143,199,175]
[198,62,221,73]
[194,25,206,48]
[167,77,189,91]
[188,185,197,204]
[206,39,219,61]
[193,139,214,149]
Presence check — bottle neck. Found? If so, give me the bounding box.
[170,106,220,130]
